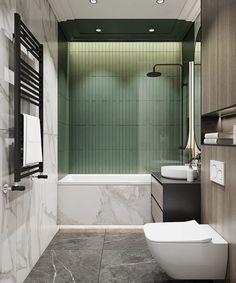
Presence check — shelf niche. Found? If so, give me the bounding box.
[201,104,236,147]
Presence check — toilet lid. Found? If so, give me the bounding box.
[144,220,212,243]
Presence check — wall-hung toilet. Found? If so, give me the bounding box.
[144,220,228,280]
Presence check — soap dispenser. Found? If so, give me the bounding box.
[187,164,194,182]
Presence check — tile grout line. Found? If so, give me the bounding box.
[97,229,106,283]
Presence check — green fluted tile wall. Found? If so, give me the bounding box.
[68,42,182,173]
[58,27,69,178]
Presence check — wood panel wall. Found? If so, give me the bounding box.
[201,146,236,282]
[201,0,218,114]
[201,1,236,282]
[202,0,236,115]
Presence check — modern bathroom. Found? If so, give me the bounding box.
[0,0,236,282]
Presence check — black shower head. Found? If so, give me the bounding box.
[146,71,162,77]
[146,65,162,77]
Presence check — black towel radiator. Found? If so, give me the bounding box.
[13,13,47,190]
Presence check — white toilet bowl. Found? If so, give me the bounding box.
[144,220,228,280]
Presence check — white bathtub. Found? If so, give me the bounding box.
[58,174,152,225]
[58,174,151,185]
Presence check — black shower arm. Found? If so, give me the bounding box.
[152,63,183,72]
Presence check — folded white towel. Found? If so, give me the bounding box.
[23,114,43,166]
[204,132,233,139]
[204,138,233,145]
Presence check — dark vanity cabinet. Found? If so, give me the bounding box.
[151,173,201,223]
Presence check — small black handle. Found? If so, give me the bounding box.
[11,186,25,191]
[37,175,48,179]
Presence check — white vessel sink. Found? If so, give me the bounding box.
[161,165,197,180]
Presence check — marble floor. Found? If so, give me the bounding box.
[25,229,214,283]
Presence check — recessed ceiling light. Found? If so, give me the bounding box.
[90,0,97,4]
[96,28,102,32]
[156,0,164,3]
[149,28,155,33]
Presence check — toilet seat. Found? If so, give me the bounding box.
[144,220,212,243]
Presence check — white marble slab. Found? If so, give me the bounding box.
[58,184,152,225]
[0,1,58,283]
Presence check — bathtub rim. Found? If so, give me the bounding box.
[58,174,151,186]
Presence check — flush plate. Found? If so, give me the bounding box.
[210,160,225,186]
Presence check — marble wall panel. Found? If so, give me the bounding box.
[0,0,58,282]
[58,184,151,225]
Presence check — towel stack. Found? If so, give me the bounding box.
[204,132,233,145]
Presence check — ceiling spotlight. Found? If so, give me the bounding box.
[156,0,164,3]
[96,28,102,32]
[149,28,155,33]
[90,0,97,3]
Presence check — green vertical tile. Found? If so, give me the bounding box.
[66,42,182,173]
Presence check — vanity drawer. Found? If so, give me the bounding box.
[151,176,163,209]
[151,197,163,222]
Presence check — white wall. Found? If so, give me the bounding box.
[0,0,58,282]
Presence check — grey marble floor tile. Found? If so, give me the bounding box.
[58,229,106,236]
[47,230,105,250]
[101,248,155,266]
[105,229,144,235]
[25,230,214,283]
[99,249,170,283]
[157,281,213,283]
[158,279,203,282]
[24,249,102,283]
[99,258,169,283]
[103,232,147,251]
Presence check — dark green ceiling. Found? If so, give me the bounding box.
[59,19,193,42]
